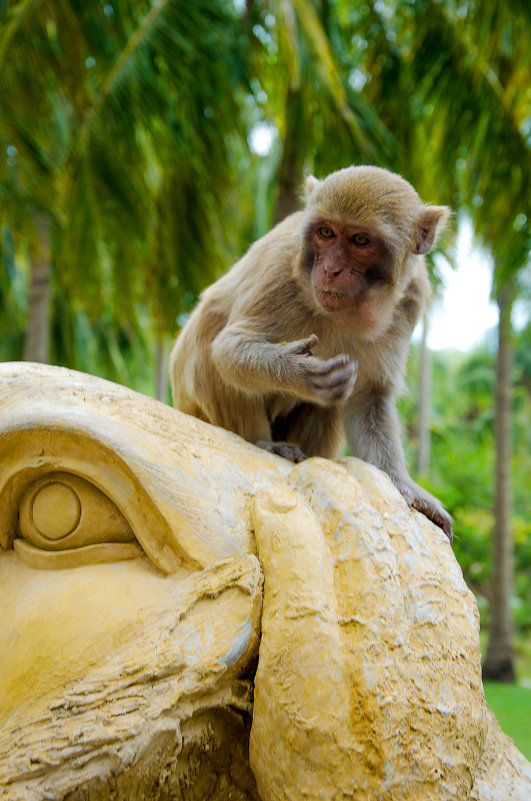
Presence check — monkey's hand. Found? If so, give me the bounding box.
[282,334,358,405]
[395,477,453,543]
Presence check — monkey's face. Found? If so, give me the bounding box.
[297,166,450,339]
[308,218,397,336]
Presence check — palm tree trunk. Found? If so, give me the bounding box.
[24,212,52,364]
[482,283,515,682]
[273,87,307,225]
[416,313,431,475]
[155,331,169,403]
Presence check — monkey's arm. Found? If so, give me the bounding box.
[211,328,357,406]
[344,388,453,542]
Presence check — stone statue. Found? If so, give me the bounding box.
[0,362,529,801]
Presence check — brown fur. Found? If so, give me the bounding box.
[170,166,453,540]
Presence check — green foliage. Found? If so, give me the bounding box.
[50,293,156,397]
[397,0,531,283]
[403,338,531,637]
[0,0,252,364]
[483,682,531,760]
[0,223,26,360]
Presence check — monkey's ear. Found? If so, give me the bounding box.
[304,174,321,197]
[414,205,451,254]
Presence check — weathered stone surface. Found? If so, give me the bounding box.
[251,468,485,801]
[0,362,289,572]
[0,552,263,800]
[470,708,531,801]
[0,362,529,801]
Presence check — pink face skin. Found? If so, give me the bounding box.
[309,219,395,336]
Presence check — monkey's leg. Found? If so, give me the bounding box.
[344,391,453,542]
[256,440,308,463]
[197,386,277,447]
[257,403,344,463]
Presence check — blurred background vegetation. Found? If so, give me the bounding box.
[0,0,530,752]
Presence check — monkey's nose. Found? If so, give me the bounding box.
[324,264,343,277]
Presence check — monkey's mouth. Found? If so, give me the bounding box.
[312,286,356,312]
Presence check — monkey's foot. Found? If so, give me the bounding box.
[256,440,308,464]
[396,479,453,543]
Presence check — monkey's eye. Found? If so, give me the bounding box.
[351,233,371,246]
[318,226,335,239]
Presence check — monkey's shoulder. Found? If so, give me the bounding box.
[239,212,304,279]
[195,220,304,329]
[400,256,432,310]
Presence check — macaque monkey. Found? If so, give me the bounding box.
[170,166,453,541]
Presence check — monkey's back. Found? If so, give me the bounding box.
[169,213,305,425]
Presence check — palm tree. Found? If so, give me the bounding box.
[247,1,394,224]
[387,0,531,681]
[483,282,517,680]
[0,0,250,382]
[23,212,52,363]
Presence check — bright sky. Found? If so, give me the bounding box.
[425,219,498,351]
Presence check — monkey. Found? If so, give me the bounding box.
[170,165,453,541]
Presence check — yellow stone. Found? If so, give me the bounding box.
[0,361,529,801]
[31,480,81,538]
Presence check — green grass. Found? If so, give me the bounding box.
[515,636,531,679]
[478,632,531,760]
[483,682,531,760]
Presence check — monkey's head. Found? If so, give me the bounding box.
[295,166,450,339]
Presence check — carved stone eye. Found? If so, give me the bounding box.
[15,472,141,569]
